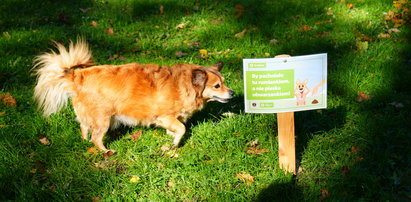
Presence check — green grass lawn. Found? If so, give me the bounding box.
[1,0,410,201]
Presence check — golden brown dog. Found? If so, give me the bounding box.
[34,39,233,152]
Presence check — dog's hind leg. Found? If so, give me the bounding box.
[90,117,111,152]
[157,116,186,148]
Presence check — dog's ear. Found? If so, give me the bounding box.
[192,69,207,96]
[210,61,223,72]
[303,79,308,84]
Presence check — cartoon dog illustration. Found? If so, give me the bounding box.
[294,79,309,106]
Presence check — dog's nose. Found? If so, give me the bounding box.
[229,90,234,97]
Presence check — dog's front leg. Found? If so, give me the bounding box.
[157,116,186,148]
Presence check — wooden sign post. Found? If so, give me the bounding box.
[243,54,327,174]
[277,112,296,174]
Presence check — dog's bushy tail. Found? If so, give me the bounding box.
[33,38,93,117]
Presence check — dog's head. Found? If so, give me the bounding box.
[296,79,308,93]
[192,62,234,103]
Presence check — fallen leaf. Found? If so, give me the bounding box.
[30,168,37,174]
[210,19,222,24]
[130,175,140,183]
[264,52,270,57]
[320,189,329,200]
[356,41,368,52]
[269,39,279,44]
[234,4,244,18]
[105,28,114,35]
[130,130,142,141]
[0,112,5,115]
[48,185,57,191]
[234,29,247,38]
[90,21,98,27]
[176,23,185,29]
[236,172,255,184]
[119,56,127,61]
[2,93,17,107]
[388,28,400,33]
[199,49,208,55]
[38,134,51,146]
[88,147,99,155]
[247,139,259,147]
[349,145,360,154]
[159,5,164,14]
[167,180,175,187]
[2,32,11,38]
[362,35,372,41]
[91,196,102,202]
[165,149,179,158]
[175,51,188,57]
[298,25,312,32]
[79,8,91,13]
[357,91,372,102]
[377,33,391,39]
[246,146,269,155]
[232,132,241,137]
[346,3,353,9]
[315,19,332,24]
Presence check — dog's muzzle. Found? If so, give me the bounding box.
[213,90,234,103]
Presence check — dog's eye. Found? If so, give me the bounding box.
[214,84,221,89]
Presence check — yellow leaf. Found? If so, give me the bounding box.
[176,23,185,29]
[234,29,247,38]
[130,176,140,183]
[30,168,37,174]
[236,172,255,184]
[264,53,270,57]
[199,49,208,55]
[377,33,391,39]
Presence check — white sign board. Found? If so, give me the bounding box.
[243,54,327,113]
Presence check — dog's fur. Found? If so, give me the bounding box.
[34,39,233,152]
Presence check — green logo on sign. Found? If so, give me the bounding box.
[260,102,274,108]
[248,63,266,68]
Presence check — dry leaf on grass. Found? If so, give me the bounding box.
[298,25,312,32]
[247,146,269,155]
[320,189,329,200]
[236,172,255,184]
[176,23,185,29]
[234,29,247,38]
[159,5,164,14]
[38,134,51,146]
[130,130,143,141]
[175,51,188,57]
[105,28,114,35]
[91,196,102,202]
[90,21,98,27]
[234,5,244,18]
[357,91,372,102]
[88,147,99,155]
[1,92,17,107]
